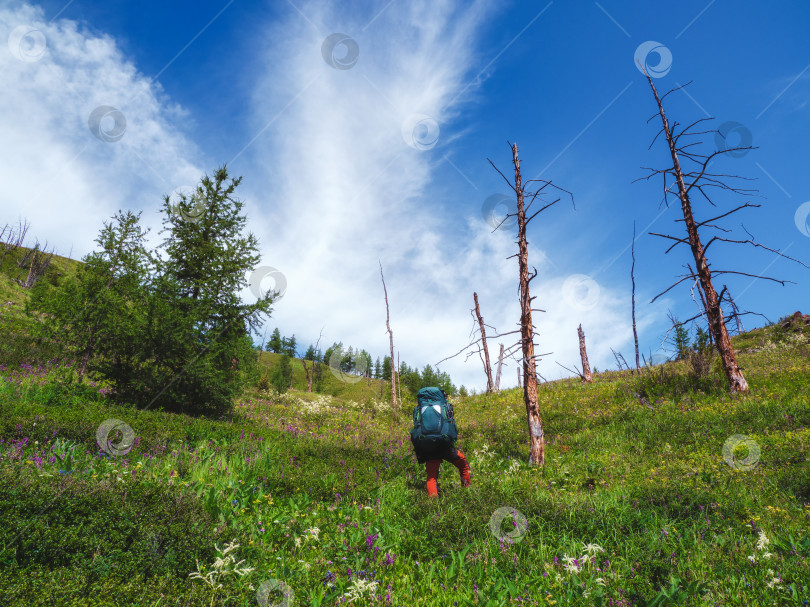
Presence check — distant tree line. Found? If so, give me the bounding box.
[263,327,460,396]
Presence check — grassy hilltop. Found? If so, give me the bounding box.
[0,248,808,606]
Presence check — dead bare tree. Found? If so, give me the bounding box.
[473,292,495,392]
[396,351,402,405]
[578,324,593,383]
[379,262,397,406]
[638,71,808,393]
[436,302,523,392]
[494,343,505,390]
[487,142,574,466]
[301,328,324,393]
[611,347,631,371]
[724,285,745,334]
[17,240,54,289]
[631,222,640,370]
[0,218,30,269]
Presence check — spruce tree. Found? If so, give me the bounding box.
[268,328,282,353]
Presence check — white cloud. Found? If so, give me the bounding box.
[242,0,667,392]
[0,2,203,258]
[0,0,670,393]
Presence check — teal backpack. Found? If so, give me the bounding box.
[410,387,458,449]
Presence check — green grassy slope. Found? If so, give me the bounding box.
[1,244,809,605]
[0,316,808,605]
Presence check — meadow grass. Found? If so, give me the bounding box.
[0,326,808,606]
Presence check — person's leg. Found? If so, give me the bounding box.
[447,448,471,487]
[425,459,441,497]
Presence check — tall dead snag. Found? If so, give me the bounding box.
[379,262,397,406]
[639,72,808,393]
[473,292,494,393]
[725,285,744,334]
[494,343,505,391]
[511,143,543,465]
[631,222,640,370]
[487,143,573,466]
[302,358,312,392]
[577,324,592,383]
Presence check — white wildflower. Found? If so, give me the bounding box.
[189,539,254,594]
[301,526,321,543]
[594,577,606,586]
[582,543,605,556]
[762,552,773,559]
[294,537,302,548]
[298,559,312,571]
[562,555,581,574]
[344,578,378,603]
[756,530,770,551]
[747,555,757,563]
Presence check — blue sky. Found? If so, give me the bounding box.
[2,0,809,392]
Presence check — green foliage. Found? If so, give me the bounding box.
[673,322,690,361]
[268,328,282,353]
[689,326,716,379]
[1,332,809,606]
[25,167,273,417]
[270,353,292,394]
[257,370,270,392]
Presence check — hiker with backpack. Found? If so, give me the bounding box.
[409,387,471,497]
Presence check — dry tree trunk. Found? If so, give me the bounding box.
[397,351,402,405]
[473,292,494,393]
[516,366,521,388]
[379,262,397,406]
[725,285,745,334]
[494,343,505,391]
[631,222,640,370]
[302,358,313,392]
[512,143,545,466]
[645,73,748,393]
[577,324,592,383]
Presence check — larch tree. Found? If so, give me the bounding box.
[638,71,807,393]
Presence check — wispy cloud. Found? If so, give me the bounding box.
[0,2,204,256]
[1,0,669,391]
[242,0,663,390]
